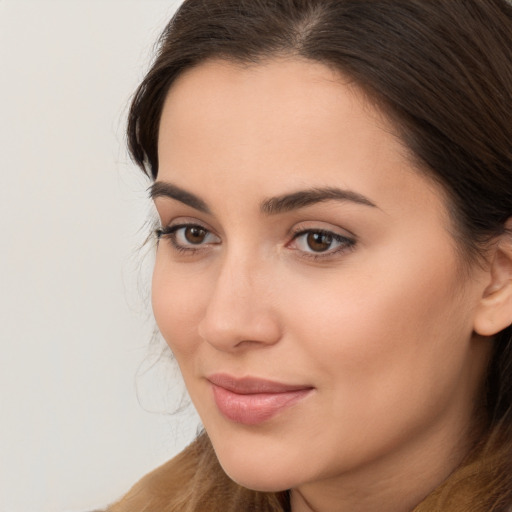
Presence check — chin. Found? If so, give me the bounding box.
[212,444,302,493]
[223,467,293,493]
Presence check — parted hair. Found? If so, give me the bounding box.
[113,1,512,510]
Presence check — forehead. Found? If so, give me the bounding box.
[159,58,388,147]
[157,57,445,222]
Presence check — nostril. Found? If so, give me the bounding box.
[196,257,282,350]
[197,305,282,352]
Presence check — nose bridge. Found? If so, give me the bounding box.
[198,247,281,349]
[219,249,254,303]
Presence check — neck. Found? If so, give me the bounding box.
[289,413,483,512]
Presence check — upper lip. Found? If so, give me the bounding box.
[207,373,313,394]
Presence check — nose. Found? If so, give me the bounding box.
[197,254,282,352]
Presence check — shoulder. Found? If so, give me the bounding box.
[105,439,203,512]
[103,433,289,512]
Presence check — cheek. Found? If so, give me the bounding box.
[151,255,208,357]
[283,245,473,416]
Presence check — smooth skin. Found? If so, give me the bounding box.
[151,58,509,512]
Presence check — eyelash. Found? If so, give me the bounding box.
[155,223,356,260]
[289,227,356,260]
[155,224,217,254]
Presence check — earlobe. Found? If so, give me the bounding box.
[473,220,512,336]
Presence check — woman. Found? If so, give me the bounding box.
[107,1,512,511]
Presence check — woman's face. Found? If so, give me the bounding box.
[152,59,490,502]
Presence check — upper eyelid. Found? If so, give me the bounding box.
[289,228,355,246]
[157,224,221,251]
[159,220,355,235]
[159,223,218,238]
[289,222,357,240]
[159,217,215,232]
[288,228,357,258]
[158,219,356,244]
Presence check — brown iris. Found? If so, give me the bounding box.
[184,226,208,244]
[307,232,333,252]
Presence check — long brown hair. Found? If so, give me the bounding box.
[114,1,512,510]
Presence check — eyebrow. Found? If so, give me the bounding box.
[260,187,377,214]
[149,182,211,213]
[149,181,376,215]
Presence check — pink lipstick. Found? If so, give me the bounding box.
[208,374,313,425]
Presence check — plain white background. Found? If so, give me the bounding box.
[0,1,201,511]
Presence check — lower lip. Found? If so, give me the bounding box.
[211,384,312,425]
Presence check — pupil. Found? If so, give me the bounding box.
[185,227,206,244]
[307,232,332,252]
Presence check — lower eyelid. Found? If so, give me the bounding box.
[291,229,354,243]
[289,229,355,255]
[159,225,221,253]
[297,240,355,260]
[158,223,354,257]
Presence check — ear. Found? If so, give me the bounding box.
[473,219,512,336]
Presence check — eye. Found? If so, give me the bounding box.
[301,231,335,252]
[156,223,220,252]
[290,228,355,256]
[176,225,209,245]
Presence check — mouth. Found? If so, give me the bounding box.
[207,374,314,426]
